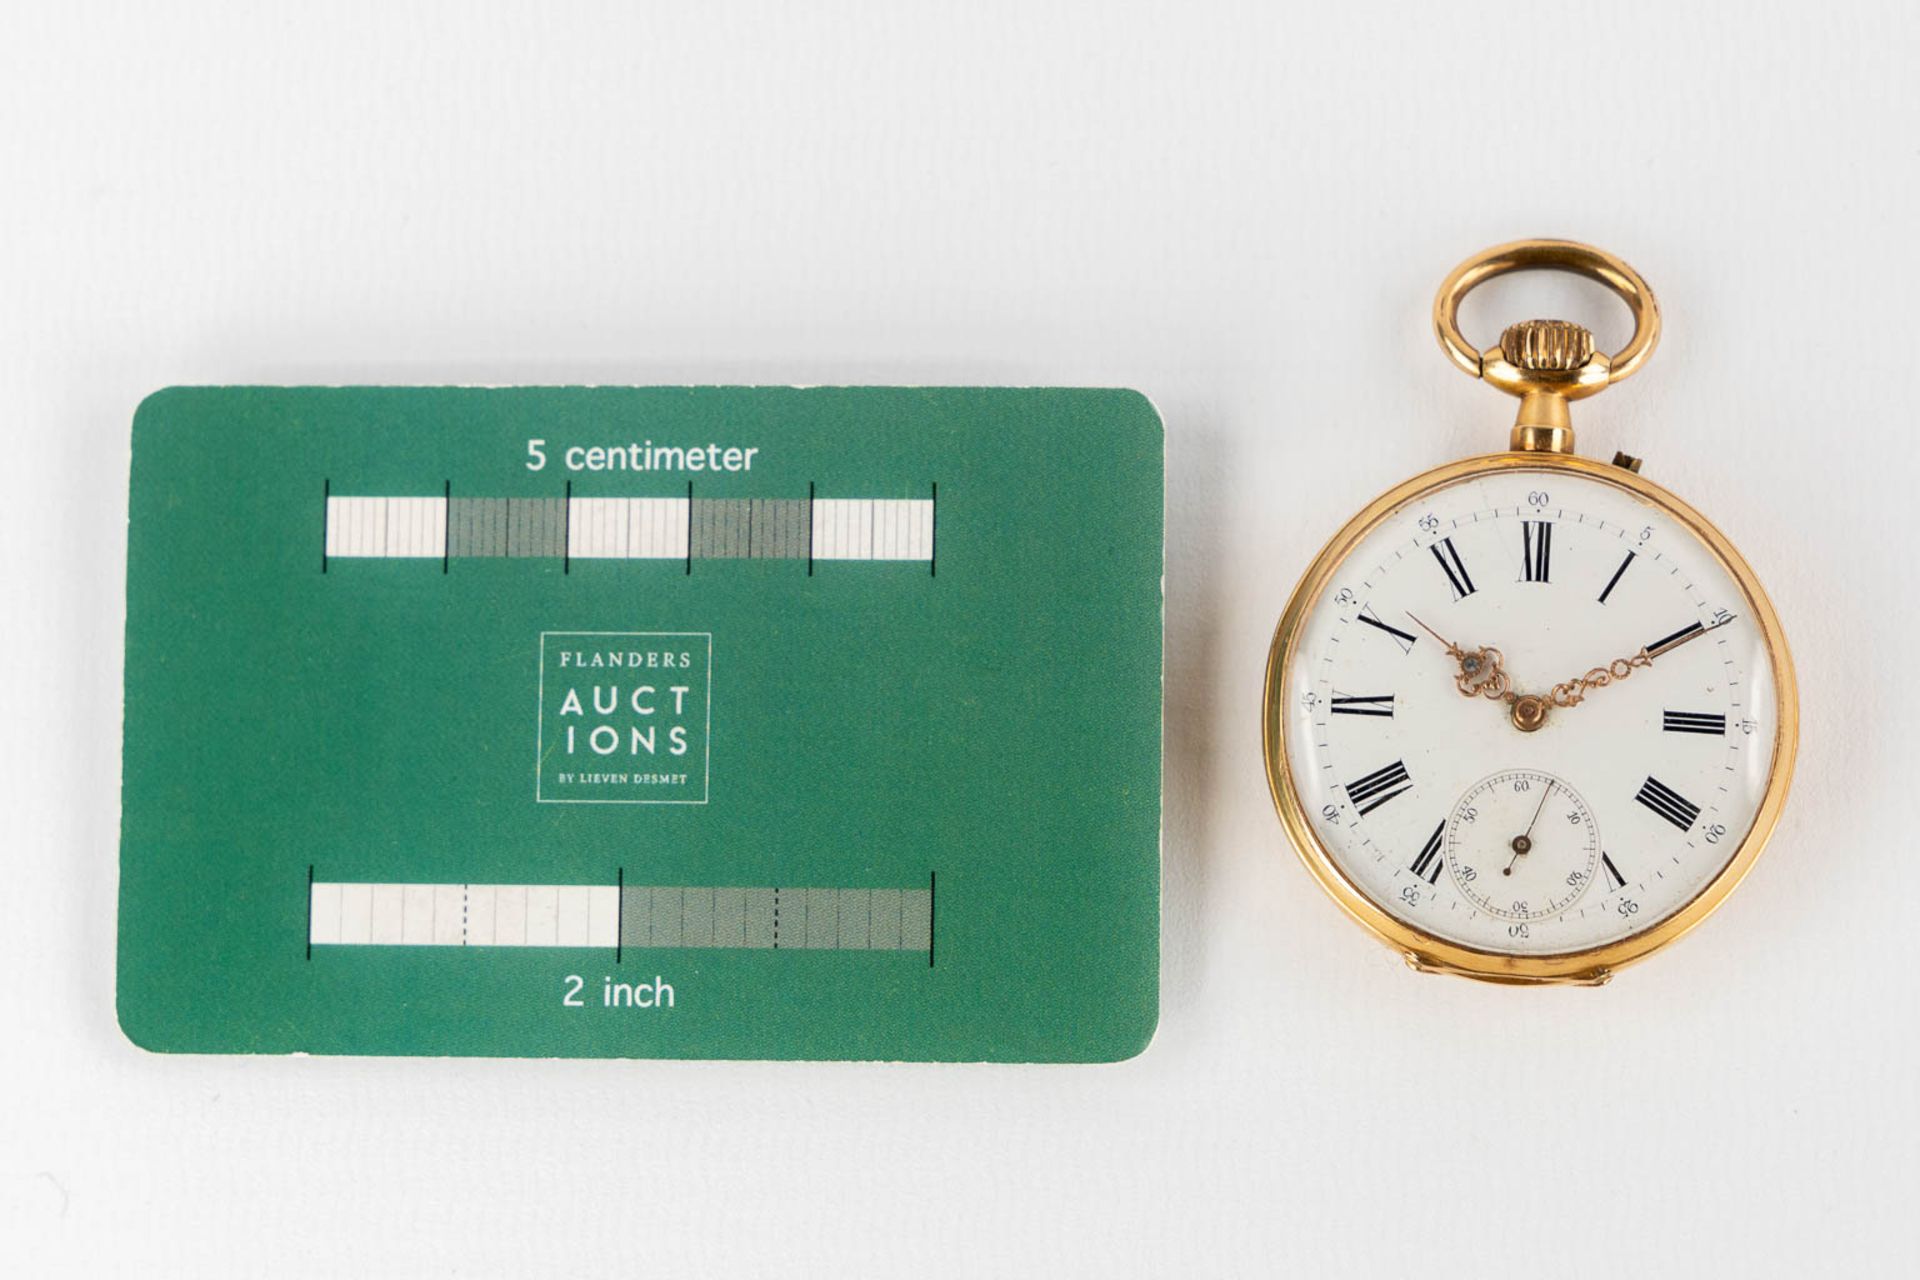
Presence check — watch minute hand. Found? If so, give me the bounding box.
[1550,614,1738,708]
[1648,613,1737,658]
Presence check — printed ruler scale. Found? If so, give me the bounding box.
[323,490,936,567]
[306,878,937,963]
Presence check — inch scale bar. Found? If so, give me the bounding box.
[323,493,935,564]
[307,880,935,961]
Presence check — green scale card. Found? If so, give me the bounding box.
[118,386,1163,1061]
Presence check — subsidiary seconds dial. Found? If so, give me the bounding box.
[1443,771,1600,924]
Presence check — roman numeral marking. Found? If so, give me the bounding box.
[1330,694,1395,718]
[1429,537,1476,600]
[1598,551,1635,604]
[1635,776,1701,832]
[1410,821,1445,885]
[1663,710,1727,736]
[1647,621,1704,656]
[1346,760,1412,816]
[1601,853,1627,891]
[1357,606,1417,654]
[1521,521,1552,583]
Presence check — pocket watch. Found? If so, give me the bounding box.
[1262,240,1797,985]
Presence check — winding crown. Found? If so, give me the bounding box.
[1499,319,1596,373]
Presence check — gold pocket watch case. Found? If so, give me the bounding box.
[1263,241,1797,985]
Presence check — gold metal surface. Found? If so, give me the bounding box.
[1500,319,1594,372]
[1433,239,1662,451]
[1262,452,1799,986]
[1508,694,1550,732]
[1511,419,1574,452]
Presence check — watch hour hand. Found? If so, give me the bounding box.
[1406,612,1511,701]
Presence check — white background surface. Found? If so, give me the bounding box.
[4,3,1916,1275]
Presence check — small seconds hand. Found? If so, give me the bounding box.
[1505,780,1556,876]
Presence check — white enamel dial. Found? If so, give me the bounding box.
[1281,463,1781,957]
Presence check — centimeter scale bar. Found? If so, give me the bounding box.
[307,880,935,957]
[323,494,934,563]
